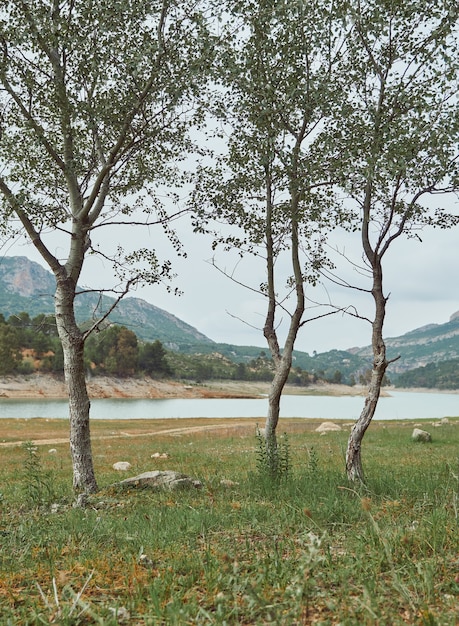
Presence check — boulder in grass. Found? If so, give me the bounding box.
[220,478,239,487]
[113,461,132,471]
[412,428,432,443]
[315,422,342,433]
[117,470,203,491]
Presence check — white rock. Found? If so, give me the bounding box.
[113,461,132,471]
[138,554,155,568]
[48,448,57,454]
[315,422,342,432]
[108,606,131,623]
[118,470,203,491]
[412,428,432,443]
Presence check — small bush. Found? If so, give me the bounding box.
[255,427,291,484]
[21,441,58,507]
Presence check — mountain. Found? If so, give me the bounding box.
[0,256,214,348]
[348,312,459,374]
[213,313,459,382]
[1,256,459,384]
[0,257,367,380]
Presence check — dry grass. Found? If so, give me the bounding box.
[1,417,459,624]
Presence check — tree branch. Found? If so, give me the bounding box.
[81,276,139,340]
[0,178,61,272]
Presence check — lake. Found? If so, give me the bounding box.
[0,390,457,420]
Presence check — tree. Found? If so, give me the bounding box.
[105,326,139,377]
[31,314,59,359]
[328,0,459,481]
[138,339,173,377]
[0,322,22,374]
[0,1,212,492]
[32,314,59,338]
[193,0,347,463]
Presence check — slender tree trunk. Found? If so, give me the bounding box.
[346,259,388,482]
[262,153,304,449]
[263,240,304,455]
[55,271,98,493]
[265,357,292,440]
[346,349,387,482]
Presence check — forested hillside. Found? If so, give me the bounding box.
[0,311,323,384]
[394,359,459,390]
[349,312,459,372]
[1,257,459,388]
[0,257,214,348]
[0,257,370,384]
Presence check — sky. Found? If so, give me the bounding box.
[3,201,459,356]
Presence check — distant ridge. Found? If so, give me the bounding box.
[347,312,459,373]
[0,256,215,348]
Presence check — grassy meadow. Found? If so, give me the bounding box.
[1,416,459,624]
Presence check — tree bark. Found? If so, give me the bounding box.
[55,269,98,493]
[262,168,304,446]
[346,347,387,482]
[265,357,293,441]
[346,254,388,482]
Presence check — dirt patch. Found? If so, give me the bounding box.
[0,414,350,449]
[0,423,228,448]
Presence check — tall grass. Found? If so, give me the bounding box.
[1,418,459,624]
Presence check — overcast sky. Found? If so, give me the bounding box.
[4,198,459,355]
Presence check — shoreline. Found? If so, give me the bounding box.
[0,373,372,400]
[0,373,455,400]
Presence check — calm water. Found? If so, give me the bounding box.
[0,391,457,420]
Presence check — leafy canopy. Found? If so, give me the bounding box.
[0,0,213,286]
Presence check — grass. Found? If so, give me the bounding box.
[1,417,459,624]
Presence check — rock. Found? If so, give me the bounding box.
[220,479,239,487]
[138,554,155,568]
[412,428,432,443]
[113,461,132,471]
[48,448,57,454]
[117,470,203,491]
[108,606,131,624]
[315,421,342,432]
[151,452,170,459]
[433,417,451,427]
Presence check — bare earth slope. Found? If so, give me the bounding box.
[0,374,367,400]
